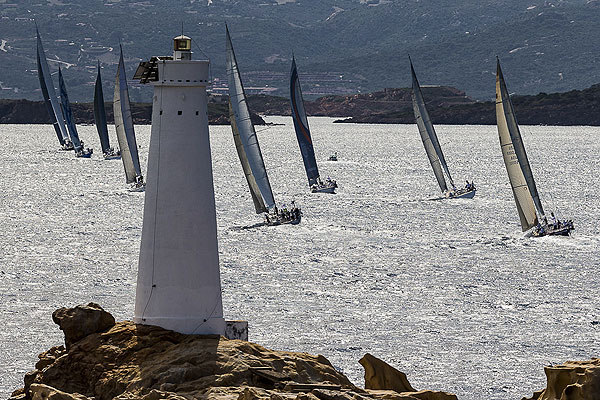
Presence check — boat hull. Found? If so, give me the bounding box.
[311,185,336,194]
[451,188,476,199]
[532,220,574,237]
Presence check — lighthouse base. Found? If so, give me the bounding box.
[134,315,226,336]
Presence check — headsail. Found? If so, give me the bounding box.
[496,59,539,231]
[114,46,143,183]
[229,101,267,213]
[290,56,320,186]
[410,59,455,193]
[58,67,83,152]
[496,59,544,219]
[36,28,69,146]
[226,25,276,210]
[94,62,111,154]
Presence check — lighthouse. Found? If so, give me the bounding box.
[133,35,227,335]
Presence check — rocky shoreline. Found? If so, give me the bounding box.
[3,82,600,126]
[9,304,600,400]
[0,99,265,126]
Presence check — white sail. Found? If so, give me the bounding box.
[410,60,454,193]
[114,47,142,184]
[226,26,275,210]
[36,28,70,145]
[229,100,267,214]
[496,59,539,231]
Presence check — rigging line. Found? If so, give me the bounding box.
[141,86,164,322]
[190,290,223,334]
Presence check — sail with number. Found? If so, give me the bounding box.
[226,25,276,210]
[94,62,111,154]
[229,101,267,213]
[495,59,540,231]
[290,56,320,186]
[114,46,143,184]
[36,28,69,146]
[410,59,455,193]
[57,67,83,152]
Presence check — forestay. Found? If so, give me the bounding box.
[57,68,83,151]
[495,59,539,231]
[290,57,320,186]
[36,28,69,146]
[94,63,111,154]
[226,26,276,210]
[114,47,142,183]
[410,59,455,193]
[229,101,267,213]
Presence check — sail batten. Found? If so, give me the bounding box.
[226,26,276,210]
[496,59,539,231]
[58,68,83,151]
[114,47,142,183]
[290,57,320,186]
[94,63,111,154]
[36,29,69,145]
[410,60,454,193]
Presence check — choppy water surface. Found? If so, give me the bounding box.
[1,118,599,400]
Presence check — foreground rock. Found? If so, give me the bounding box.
[522,359,600,400]
[10,305,456,400]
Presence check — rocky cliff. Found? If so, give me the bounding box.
[9,304,455,400]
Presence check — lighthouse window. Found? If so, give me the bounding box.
[177,110,182,115]
[196,111,199,115]
[160,110,163,115]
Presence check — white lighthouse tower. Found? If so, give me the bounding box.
[133,35,226,335]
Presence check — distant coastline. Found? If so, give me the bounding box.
[3,82,600,126]
[0,98,266,126]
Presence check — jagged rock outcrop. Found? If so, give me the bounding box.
[10,305,456,400]
[52,303,115,351]
[358,354,456,400]
[522,359,600,400]
[359,354,415,393]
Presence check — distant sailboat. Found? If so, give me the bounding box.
[94,62,120,160]
[226,25,300,225]
[289,56,337,194]
[57,67,93,158]
[35,27,72,150]
[495,58,573,237]
[114,46,145,191]
[410,58,475,199]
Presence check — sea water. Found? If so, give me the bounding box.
[0,117,599,400]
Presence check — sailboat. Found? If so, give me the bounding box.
[226,25,300,225]
[94,62,120,160]
[495,58,573,237]
[289,56,337,194]
[35,27,72,150]
[57,67,93,158]
[114,46,145,191]
[410,58,476,199]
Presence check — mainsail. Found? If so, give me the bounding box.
[114,46,143,184]
[226,26,276,210]
[496,59,540,231]
[57,67,83,152]
[410,59,455,193]
[229,101,267,213]
[290,57,320,186]
[36,28,69,146]
[94,62,111,154]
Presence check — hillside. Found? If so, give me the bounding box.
[1,0,600,102]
